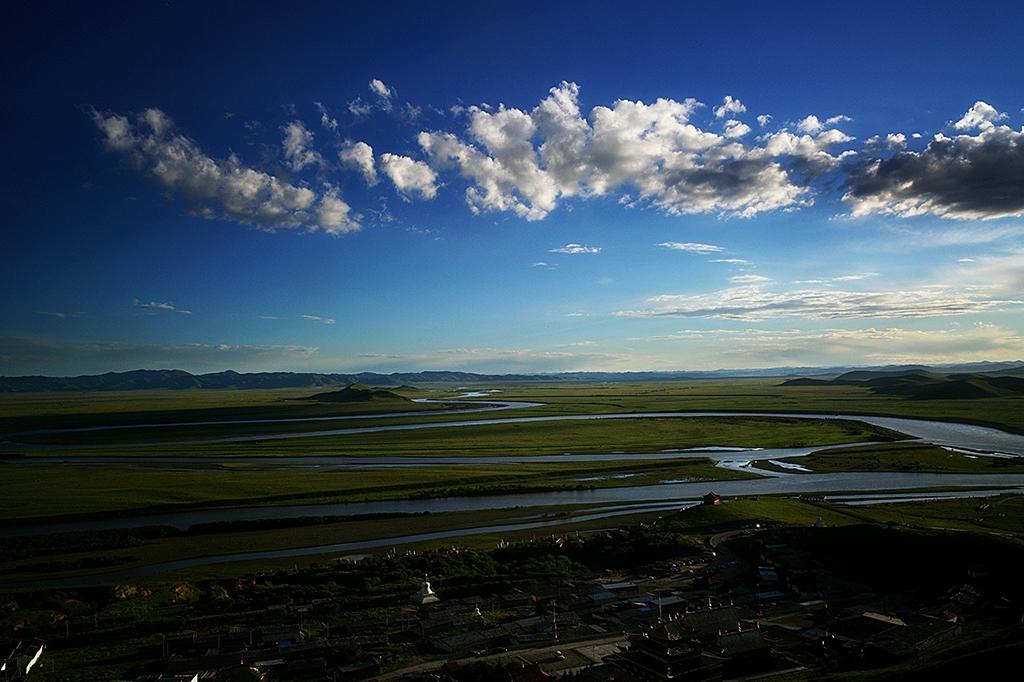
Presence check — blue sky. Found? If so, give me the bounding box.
[3,1,1023,375]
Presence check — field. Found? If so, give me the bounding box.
[2,378,1022,590]
[3,377,1022,438]
[0,457,756,521]
[781,441,1024,474]
[486,380,1024,431]
[0,386,457,433]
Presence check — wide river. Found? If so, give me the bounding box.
[4,399,1024,586]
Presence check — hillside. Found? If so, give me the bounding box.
[0,369,540,392]
[1,361,1022,392]
[306,384,411,403]
[781,370,1024,400]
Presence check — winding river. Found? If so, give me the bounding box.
[3,397,1024,586]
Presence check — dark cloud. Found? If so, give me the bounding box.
[844,125,1024,220]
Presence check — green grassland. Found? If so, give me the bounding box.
[1,381,1020,582]
[12,415,904,458]
[683,494,1024,538]
[0,457,755,521]
[781,441,1024,474]
[6,494,1022,596]
[2,380,1022,681]
[0,505,614,585]
[3,379,1021,446]
[0,386,453,435]
[488,379,1024,432]
[853,493,1024,535]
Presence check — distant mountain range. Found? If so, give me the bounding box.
[0,361,1022,392]
[781,368,1024,400]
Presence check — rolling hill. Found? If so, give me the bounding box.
[1,361,1022,392]
[306,384,411,403]
[781,370,1024,400]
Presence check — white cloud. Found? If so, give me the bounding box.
[886,132,906,149]
[658,242,724,253]
[419,90,562,220]
[379,153,438,200]
[357,79,395,114]
[756,114,772,127]
[710,258,750,264]
[946,247,1024,297]
[531,81,591,199]
[730,274,771,284]
[714,95,746,118]
[353,346,621,373]
[794,114,851,135]
[796,115,824,135]
[723,119,751,138]
[761,126,856,172]
[133,298,192,315]
[37,310,84,319]
[92,108,359,234]
[549,243,601,254]
[314,186,360,234]
[831,273,877,281]
[281,121,323,171]
[348,98,372,117]
[616,281,1021,321]
[636,324,1024,367]
[301,314,336,325]
[589,96,804,217]
[875,224,1024,248]
[418,82,810,221]
[402,102,423,121]
[339,141,378,185]
[314,102,338,131]
[953,100,1006,131]
[793,273,878,284]
[369,78,393,101]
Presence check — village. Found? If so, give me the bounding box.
[7,493,1012,681]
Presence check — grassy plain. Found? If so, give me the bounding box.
[3,378,1022,445]
[0,457,754,521]
[2,379,1021,586]
[0,386,450,435]
[8,415,904,459]
[784,441,1024,474]
[5,494,1022,592]
[1,382,1022,680]
[489,380,1024,431]
[0,504,618,585]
